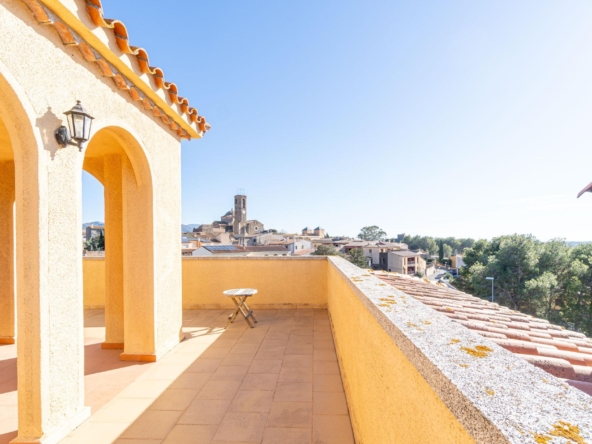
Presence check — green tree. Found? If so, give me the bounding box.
[85,231,105,251]
[438,240,444,263]
[311,245,340,256]
[443,244,453,258]
[348,248,370,268]
[357,226,387,241]
[562,244,592,335]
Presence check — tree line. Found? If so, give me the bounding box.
[455,234,592,336]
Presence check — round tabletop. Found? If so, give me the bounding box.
[223,288,258,297]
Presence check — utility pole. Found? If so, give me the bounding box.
[485,277,494,303]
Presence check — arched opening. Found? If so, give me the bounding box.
[82,125,155,359]
[0,116,15,346]
[0,91,17,443]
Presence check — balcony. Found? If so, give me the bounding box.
[3,256,590,443]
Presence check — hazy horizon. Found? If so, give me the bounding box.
[83,1,592,241]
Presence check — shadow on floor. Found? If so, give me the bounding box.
[61,309,354,444]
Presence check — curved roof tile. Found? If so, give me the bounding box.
[21,0,210,139]
[374,271,592,397]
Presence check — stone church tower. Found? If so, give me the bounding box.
[233,194,247,234]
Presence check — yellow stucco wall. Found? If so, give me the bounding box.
[84,257,328,308]
[83,258,106,308]
[327,260,475,444]
[182,258,328,308]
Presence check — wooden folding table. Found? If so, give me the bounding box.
[223,288,258,328]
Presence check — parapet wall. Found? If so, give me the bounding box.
[327,257,592,443]
[83,257,328,309]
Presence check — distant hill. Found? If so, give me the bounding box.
[568,241,592,247]
[82,221,104,229]
[84,222,203,232]
[182,224,201,233]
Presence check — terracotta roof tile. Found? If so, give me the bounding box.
[21,0,210,139]
[373,271,592,397]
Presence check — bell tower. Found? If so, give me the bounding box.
[233,192,247,234]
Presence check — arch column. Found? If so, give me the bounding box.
[102,154,124,348]
[0,161,15,344]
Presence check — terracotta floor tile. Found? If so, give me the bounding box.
[254,349,286,361]
[237,335,266,345]
[313,333,333,342]
[161,424,218,444]
[312,361,340,375]
[313,415,354,444]
[279,367,313,383]
[285,344,313,355]
[248,360,282,374]
[186,358,223,373]
[290,328,315,336]
[313,374,344,393]
[169,372,212,390]
[178,399,231,425]
[210,365,249,381]
[288,335,314,345]
[313,350,337,362]
[61,422,131,444]
[210,441,259,444]
[313,340,335,351]
[274,383,313,402]
[89,398,154,423]
[210,338,239,349]
[313,392,348,415]
[213,412,268,442]
[118,410,182,440]
[239,373,279,392]
[197,380,241,400]
[266,401,312,428]
[262,427,312,444]
[221,353,255,366]
[230,343,261,354]
[148,389,199,411]
[260,339,288,349]
[199,348,232,359]
[265,332,290,341]
[282,355,313,368]
[229,390,274,413]
[112,439,162,444]
[143,364,187,381]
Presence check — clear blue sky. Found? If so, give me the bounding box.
[82,0,592,241]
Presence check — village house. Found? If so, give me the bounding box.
[385,250,427,275]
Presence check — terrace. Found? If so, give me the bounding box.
[4,256,591,443]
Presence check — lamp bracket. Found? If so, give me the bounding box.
[55,126,83,151]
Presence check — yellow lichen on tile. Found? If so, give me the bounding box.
[549,421,585,444]
[459,363,469,368]
[422,320,432,325]
[460,345,493,358]
[449,339,461,345]
[533,434,552,444]
[485,389,494,396]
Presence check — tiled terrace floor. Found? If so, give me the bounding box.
[1,308,354,444]
[0,310,156,444]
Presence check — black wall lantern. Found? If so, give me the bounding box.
[55,101,94,151]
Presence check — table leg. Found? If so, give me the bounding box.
[233,296,254,328]
[226,298,242,328]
